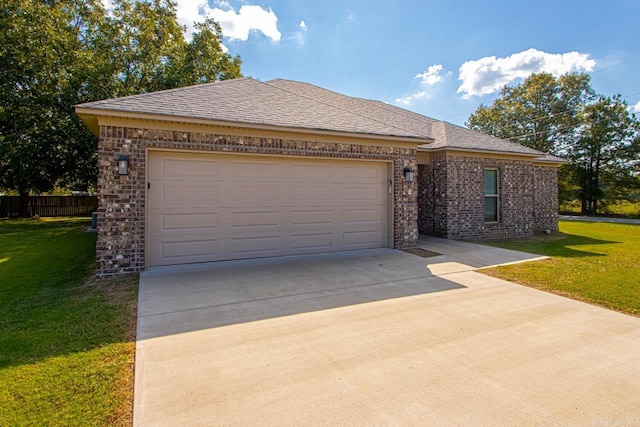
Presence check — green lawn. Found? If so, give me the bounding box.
[0,218,137,426]
[482,221,640,315]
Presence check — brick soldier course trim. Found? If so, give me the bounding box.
[96,125,418,278]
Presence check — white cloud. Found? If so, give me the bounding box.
[174,1,208,38]
[292,20,308,45]
[457,48,596,99]
[174,1,280,42]
[416,64,452,87]
[208,5,281,42]
[395,91,428,106]
[633,101,640,113]
[395,64,451,106]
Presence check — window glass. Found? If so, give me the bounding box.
[485,197,498,222]
[484,169,498,222]
[484,170,497,195]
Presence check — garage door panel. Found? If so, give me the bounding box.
[343,187,382,202]
[149,208,219,229]
[288,186,335,203]
[231,236,281,255]
[288,163,334,181]
[231,184,282,204]
[161,158,219,179]
[291,210,333,226]
[343,209,381,224]
[231,211,280,229]
[148,151,388,267]
[160,183,219,204]
[148,238,220,266]
[162,212,219,231]
[231,160,280,179]
[290,232,334,250]
[343,231,383,248]
[344,165,384,181]
[163,239,220,258]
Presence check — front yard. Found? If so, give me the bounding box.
[1,218,638,425]
[482,220,640,316]
[0,218,137,426]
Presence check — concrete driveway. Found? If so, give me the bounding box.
[135,237,640,426]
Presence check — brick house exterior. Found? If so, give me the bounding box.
[77,78,565,277]
[417,154,559,240]
[95,124,419,277]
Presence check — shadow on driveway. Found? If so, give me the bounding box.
[138,249,465,340]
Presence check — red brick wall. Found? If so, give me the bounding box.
[97,125,418,277]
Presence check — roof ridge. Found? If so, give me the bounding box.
[264,79,431,140]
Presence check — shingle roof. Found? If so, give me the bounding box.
[77,77,430,140]
[268,80,562,160]
[266,79,440,139]
[421,121,543,156]
[76,77,566,162]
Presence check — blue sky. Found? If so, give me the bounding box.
[147,0,640,126]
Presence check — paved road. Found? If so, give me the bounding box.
[560,215,640,225]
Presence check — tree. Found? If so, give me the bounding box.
[0,0,101,214]
[0,0,242,215]
[102,1,243,97]
[467,72,595,154]
[570,95,639,214]
[467,72,639,215]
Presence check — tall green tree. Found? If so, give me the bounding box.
[570,95,639,214]
[0,0,102,213]
[467,72,595,154]
[0,0,242,215]
[467,72,639,215]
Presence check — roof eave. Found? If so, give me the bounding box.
[532,157,569,166]
[74,107,435,145]
[417,145,541,159]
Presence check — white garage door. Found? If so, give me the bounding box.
[147,151,388,267]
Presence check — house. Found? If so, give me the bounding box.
[76,78,564,277]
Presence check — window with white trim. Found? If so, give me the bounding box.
[484,169,498,222]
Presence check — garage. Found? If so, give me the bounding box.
[147,150,390,267]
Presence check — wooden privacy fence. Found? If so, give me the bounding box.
[0,196,98,218]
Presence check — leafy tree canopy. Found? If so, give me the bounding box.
[0,0,242,211]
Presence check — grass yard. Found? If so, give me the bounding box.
[0,218,137,426]
[482,220,640,316]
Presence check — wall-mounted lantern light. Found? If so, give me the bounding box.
[403,166,415,182]
[117,154,130,176]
